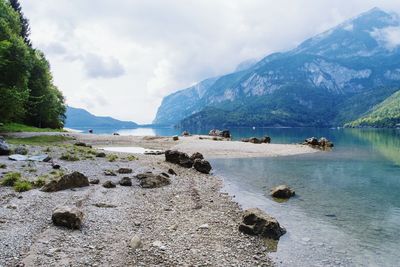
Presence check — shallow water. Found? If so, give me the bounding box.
[211,128,400,267]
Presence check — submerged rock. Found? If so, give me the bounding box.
[52,206,83,229]
[41,172,89,192]
[270,185,295,199]
[239,208,286,240]
[193,159,212,174]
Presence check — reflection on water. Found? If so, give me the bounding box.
[211,128,400,267]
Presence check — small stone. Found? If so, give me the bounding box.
[172,135,179,141]
[104,170,116,176]
[117,168,132,174]
[52,164,61,170]
[96,152,106,158]
[52,206,83,229]
[119,177,132,186]
[89,178,100,184]
[103,181,116,188]
[167,168,177,175]
[198,223,209,230]
[130,236,142,249]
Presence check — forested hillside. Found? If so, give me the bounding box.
[0,0,65,128]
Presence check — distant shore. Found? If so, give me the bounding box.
[0,131,316,266]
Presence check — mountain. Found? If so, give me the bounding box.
[154,8,400,128]
[345,90,400,128]
[65,106,138,129]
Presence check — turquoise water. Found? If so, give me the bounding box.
[211,128,400,267]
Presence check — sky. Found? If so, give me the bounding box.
[20,0,400,124]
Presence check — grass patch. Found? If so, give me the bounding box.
[6,135,73,146]
[60,153,80,161]
[126,155,138,161]
[107,154,118,162]
[0,123,65,133]
[33,176,47,187]
[13,180,32,192]
[0,163,6,169]
[1,172,22,186]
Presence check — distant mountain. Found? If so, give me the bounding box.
[154,7,400,128]
[345,90,400,128]
[65,106,138,129]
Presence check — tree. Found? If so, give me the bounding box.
[9,0,31,46]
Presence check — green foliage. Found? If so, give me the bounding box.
[0,163,6,169]
[0,122,65,132]
[346,90,400,128]
[0,0,65,129]
[60,153,80,161]
[1,172,21,186]
[33,176,46,187]
[6,135,73,145]
[107,154,118,162]
[126,155,137,161]
[13,179,32,192]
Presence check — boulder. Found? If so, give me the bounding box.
[193,159,212,174]
[221,130,231,138]
[41,172,89,192]
[96,152,106,158]
[181,131,190,136]
[137,173,170,188]
[304,137,334,148]
[168,168,177,175]
[261,136,271,143]
[103,181,116,188]
[117,168,133,174]
[119,177,132,186]
[165,150,193,168]
[190,152,204,161]
[172,135,179,141]
[249,137,262,144]
[304,137,319,146]
[52,206,83,229]
[239,208,286,240]
[209,129,221,136]
[0,138,11,156]
[14,146,28,155]
[318,137,334,148]
[270,185,295,199]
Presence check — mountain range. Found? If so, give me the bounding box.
[65,106,138,129]
[153,8,400,128]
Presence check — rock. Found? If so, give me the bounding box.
[88,129,93,134]
[260,136,271,143]
[14,146,28,155]
[103,181,116,188]
[41,172,89,192]
[74,142,92,148]
[28,154,51,162]
[190,152,204,161]
[249,137,262,144]
[117,168,132,174]
[181,131,190,136]
[270,185,295,199]
[130,236,142,249]
[221,130,231,138]
[209,129,221,136]
[138,173,171,188]
[104,170,116,176]
[161,172,170,178]
[304,137,319,146]
[89,178,100,184]
[172,135,179,141]
[52,163,61,169]
[168,168,177,175]
[119,177,132,186]
[96,152,106,158]
[239,208,286,240]
[52,206,83,229]
[152,240,166,250]
[193,159,212,174]
[165,150,193,168]
[198,223,209,230]
[318,137,334,148]
[0,138,11,156]
[113,133,120,136]
[8,154,28,161]
[241,138,250,143]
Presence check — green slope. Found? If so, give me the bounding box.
[345,90,400,128]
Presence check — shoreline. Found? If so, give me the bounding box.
[0,132,316,266]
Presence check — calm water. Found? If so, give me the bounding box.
[211,128,400,267]
[74,126,400,266]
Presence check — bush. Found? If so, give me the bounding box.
[0,163,6,169]
[1,172,21,186]
[60,153,79,161]
[107,154,118,162]
[127,155,137,161]
[13,180,32,192]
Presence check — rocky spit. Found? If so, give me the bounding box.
[0,137,273,266]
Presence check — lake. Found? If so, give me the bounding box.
[72,126,400,266]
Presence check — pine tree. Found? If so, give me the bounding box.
[9,0,31,46]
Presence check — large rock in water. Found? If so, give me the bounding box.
[270,185,295,199]
[193,159,212,174]
[239,208,286,240]
[52,206,83,229]
[136,173,171,188]
[0,137,11,156]
[41,172,89,192]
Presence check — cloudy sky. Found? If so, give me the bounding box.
[20,0,400,124]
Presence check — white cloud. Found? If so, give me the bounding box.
[19,0,400,124]
[371,26,400,50]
